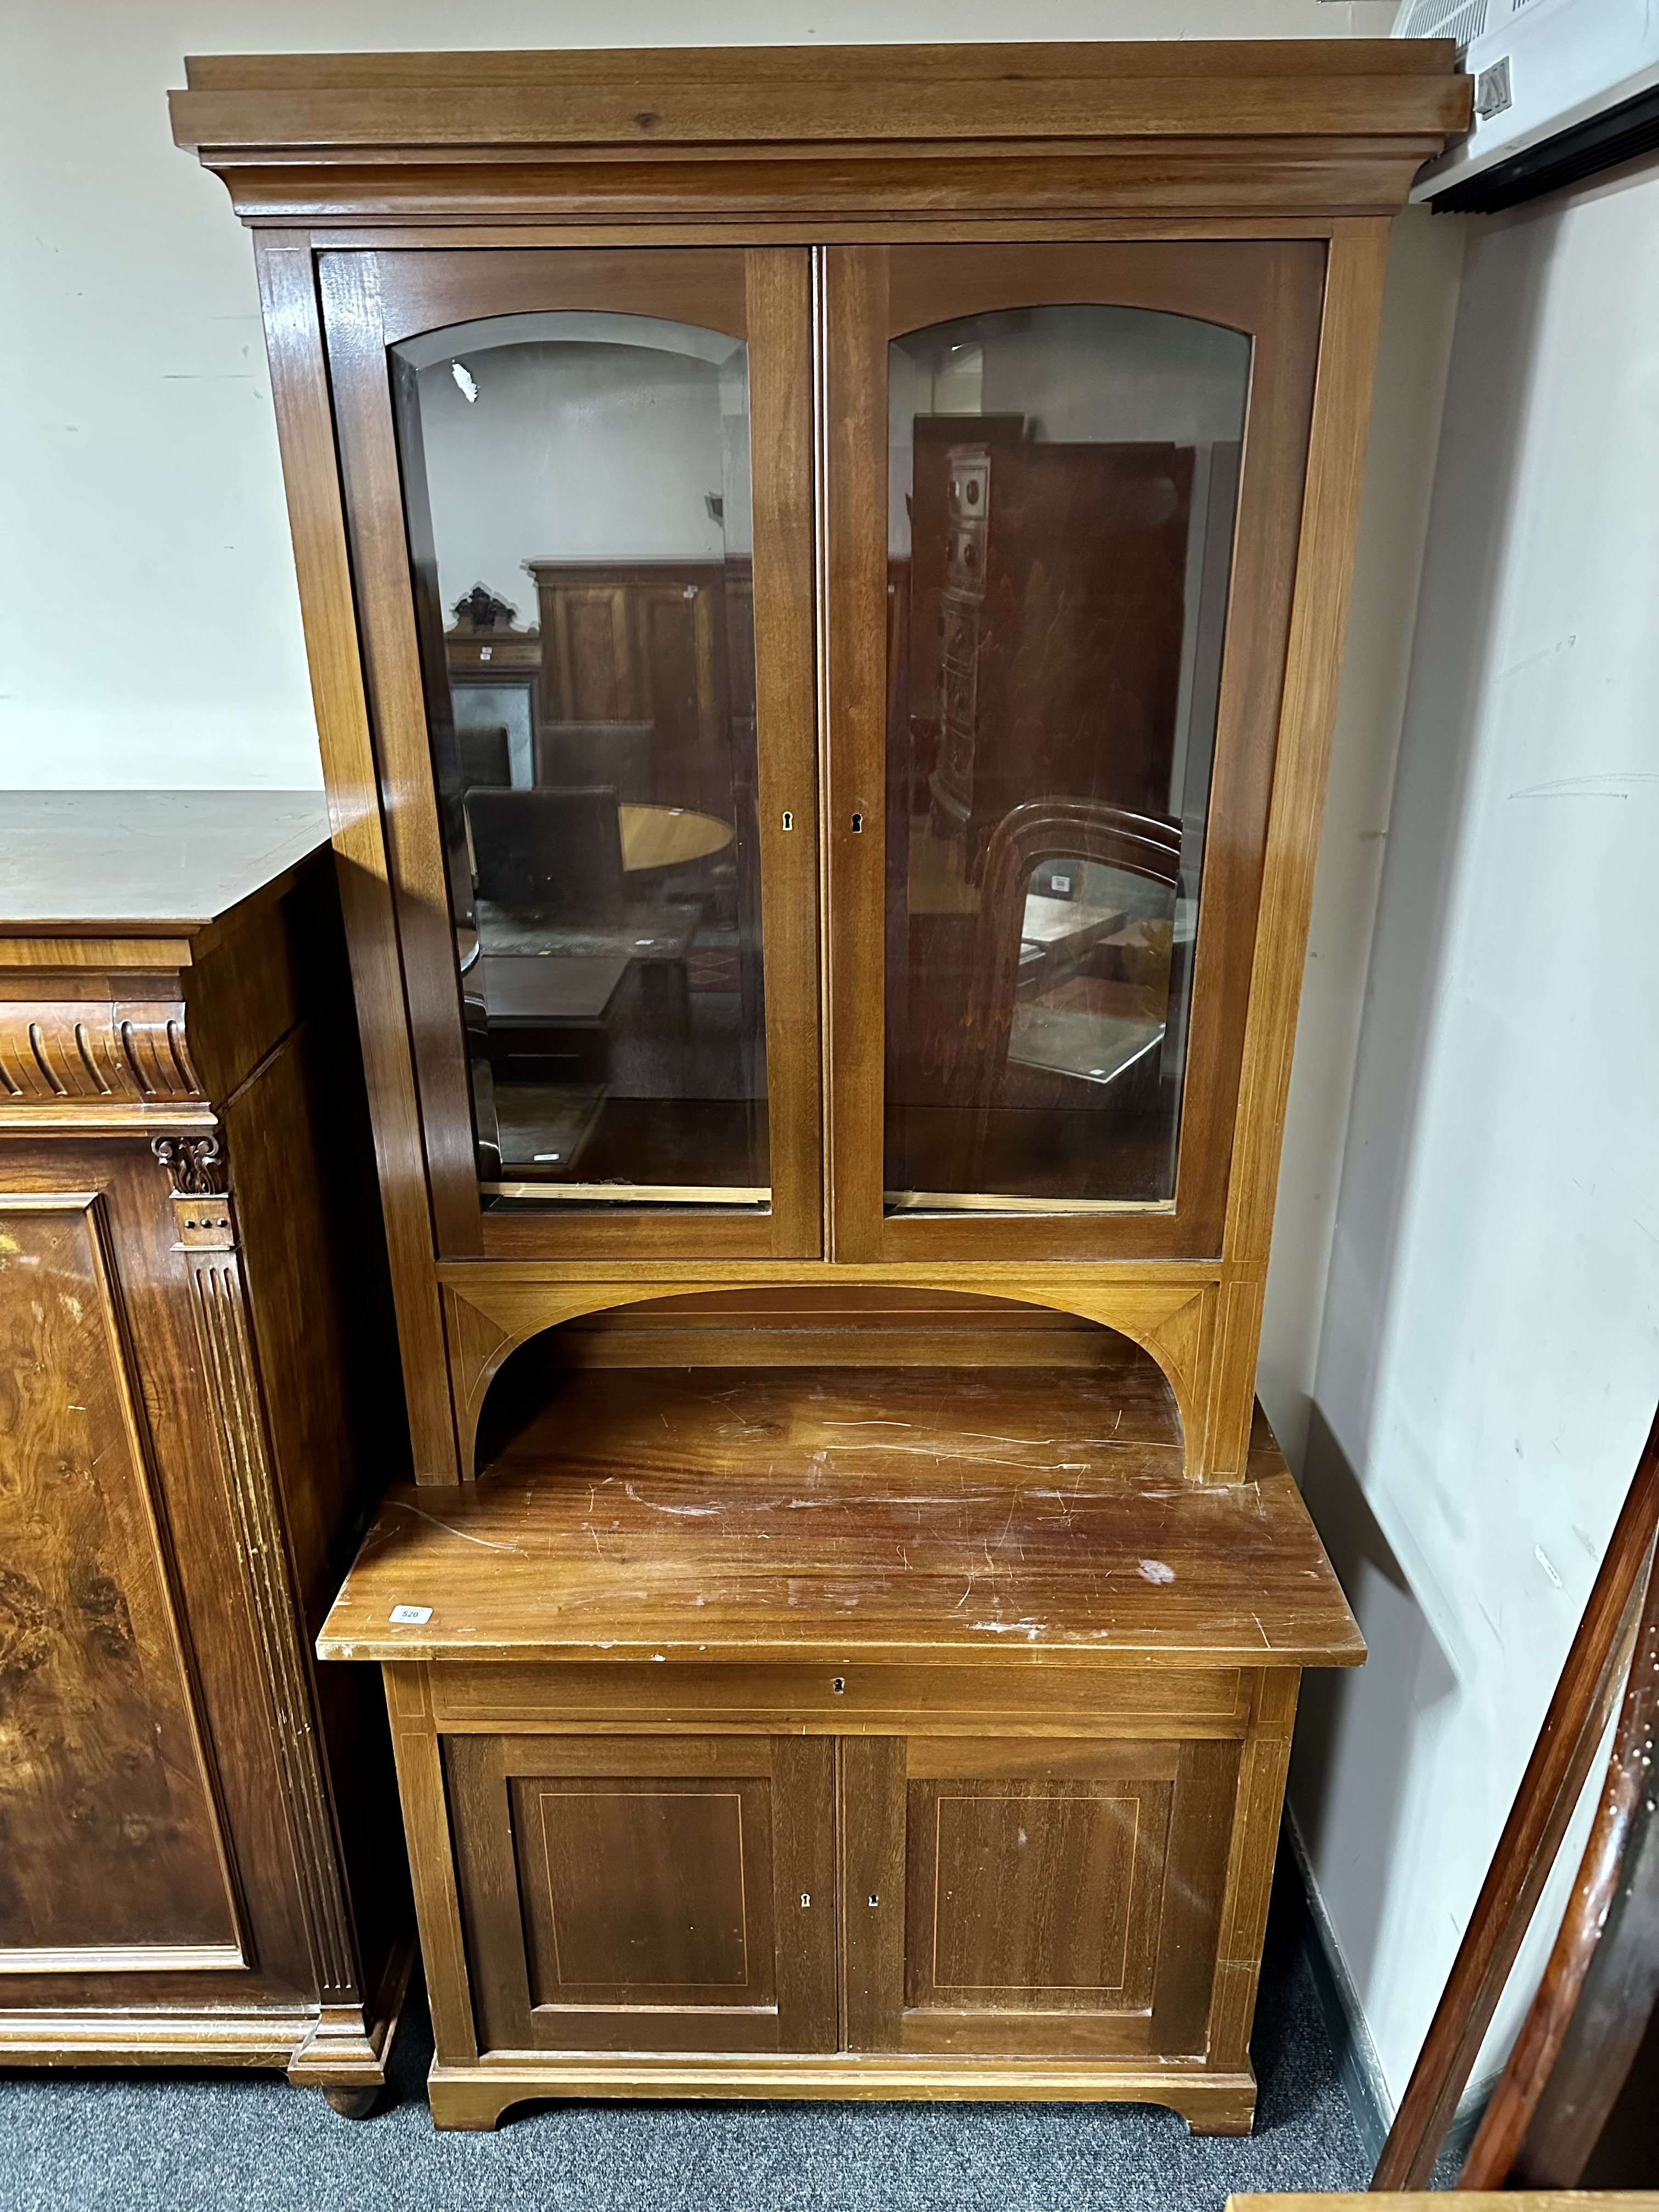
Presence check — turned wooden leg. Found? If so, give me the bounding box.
[322,2085,380,2119]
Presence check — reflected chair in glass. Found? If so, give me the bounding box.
[533,720,656,804]
[467,781,702,1065]
[466,786,628,921]
[958,800,1183,1202]
[457,723,512,793]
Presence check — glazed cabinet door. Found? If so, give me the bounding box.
[821,242,1325,1262]
[319,248,820,1263]
[445,1734,837,2056]
[840,1735,1242,2060]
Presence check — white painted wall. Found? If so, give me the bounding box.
[414,335,745,609]
[1258,205,1470,1471]
[0,0,1394,789]
[1285,158,1659,2108]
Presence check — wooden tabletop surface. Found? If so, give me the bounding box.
[618,803,734,874]
[0,790,330,934]
[477,953,629,1025]
[319,1367,1364,1669]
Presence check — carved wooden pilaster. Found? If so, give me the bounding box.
[152,1133,369,2037]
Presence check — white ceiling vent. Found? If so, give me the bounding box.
[1395,0,1659,210]
[1396,0,1488,49]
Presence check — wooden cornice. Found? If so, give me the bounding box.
[169,41,1471,226]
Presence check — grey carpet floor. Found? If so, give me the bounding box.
[0,1867,1368,2212]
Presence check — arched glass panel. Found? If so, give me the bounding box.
[391,312,766,1208]
[883,304,1251,1211]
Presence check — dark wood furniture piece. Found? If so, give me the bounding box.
[1372,1404,1659,2192]
[923,439,1195,850]
[172,39,1469,2132]
[528,562,756,814]
[1464,1510,1659,2192]
[0,792,413,2111]
[1232,2195,1654,2211]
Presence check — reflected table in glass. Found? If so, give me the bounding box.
[618,804,735,878]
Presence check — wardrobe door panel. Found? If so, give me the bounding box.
[0,1193,241,1971]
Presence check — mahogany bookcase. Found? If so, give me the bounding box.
[174,38,1466,2131]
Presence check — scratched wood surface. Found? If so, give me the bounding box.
[319,1373,1361,1667]
[0,1198,239,1957]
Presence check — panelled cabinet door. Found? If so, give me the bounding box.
[319,248,821,1262]
[445,1734,837,2056]
[0,1192,243,1976]
[821,242,1325,1263]
[840,1736,1242,2059]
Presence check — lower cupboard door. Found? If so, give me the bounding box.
[444,1734,838,2055]
[841,1735,1243,2058]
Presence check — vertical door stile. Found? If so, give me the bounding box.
[317,250,484,1265]
[820,248,891,1264]
[747,248,826,1259]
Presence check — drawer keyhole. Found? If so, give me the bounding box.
[831,1676,846,1695]
[850,813,863,834]
[868,1894,880,1909]
[800,1893,812,1909]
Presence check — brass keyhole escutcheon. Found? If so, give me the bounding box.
[831,1677,846,1694]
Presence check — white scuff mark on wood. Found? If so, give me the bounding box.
[969,1618,1045,1639]
[1138,1559,1175,1585]
[624,1481,719,1516]
[962,1432,1066,1447]
[385,1499,524,1554]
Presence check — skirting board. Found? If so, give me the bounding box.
[1281,1808,1492,2176]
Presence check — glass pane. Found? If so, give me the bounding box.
[883,304,1250,1211]
[391,312,766,1209]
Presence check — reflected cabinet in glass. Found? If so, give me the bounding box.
[883,304,1250,1214]
[391,310,769,1211]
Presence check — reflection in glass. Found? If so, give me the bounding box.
[883,305,1250,1210]
[391,314,766,1208]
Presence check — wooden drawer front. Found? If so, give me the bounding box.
[429,1661,1248,1737]
[445,1734,836,2057]
[843,1735,1242,2062]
